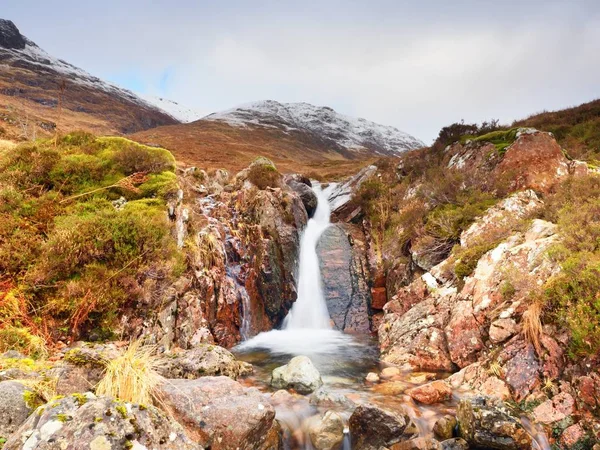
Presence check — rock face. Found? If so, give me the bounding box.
[158,376,279,450]
[327,165,378,221]
[4,394,199,450]
[349,404,409,450]
[158,344,252,380]
[457,397,532,450]
[0,19,27,50]
[0,381,35,439]
[137,166,309,349]
[271,356,323,394]
[380,219,560,379]
[317,223,372,332]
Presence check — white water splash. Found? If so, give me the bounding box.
[283,184,332,330]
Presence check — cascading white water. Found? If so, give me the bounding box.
[282,185,332,330]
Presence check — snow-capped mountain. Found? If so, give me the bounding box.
[204,100,424,155]
[139,95,205,123]
[0,19,178,135]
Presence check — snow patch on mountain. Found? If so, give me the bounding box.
[138,95,204,123]
[204,100,424,154]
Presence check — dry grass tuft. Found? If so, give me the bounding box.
[96,339,164,405]
[0,139,17,153]
[522,300,544,355]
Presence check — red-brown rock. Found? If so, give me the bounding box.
[407,380,452,405]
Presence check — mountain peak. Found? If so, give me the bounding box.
[204,100,424,155]
[0,19,27,50]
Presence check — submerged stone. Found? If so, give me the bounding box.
[271,355,323,394]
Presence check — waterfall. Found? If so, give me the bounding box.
[283,185,331,330]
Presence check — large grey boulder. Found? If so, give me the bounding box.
[157,344,252,380]
[271,356,323,394]
[4,393,199,450]
[0,381,35,440]
[457,396,532,450]
[158,376,280,450]
[285,175,318,218]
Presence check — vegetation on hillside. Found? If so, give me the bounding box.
[516,99,600,163]
[0,132,182,352]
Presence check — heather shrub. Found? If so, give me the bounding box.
[248,157,281,189]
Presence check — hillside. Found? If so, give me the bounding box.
[0,19,179,139]
[132,100,424,177]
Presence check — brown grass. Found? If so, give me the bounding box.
[522,300,544,355]
[96,339,164,405]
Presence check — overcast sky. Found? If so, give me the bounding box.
[4,0,600,142]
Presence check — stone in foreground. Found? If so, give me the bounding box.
[158,376,279,450]
[0,380,35,440]
[349,404,409,450]
[457,396,532,450]
[271,355,323,394]
[4,393,199,450]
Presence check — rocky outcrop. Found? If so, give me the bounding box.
[446,129,588,193]
[327,165,377,221]
[157,344,252,380]
[136,165,309,349]
[317,223,372,332]
[158,376,279,450]
[271,356,323,394]
[4,393,199,450]
[380,219,561,378]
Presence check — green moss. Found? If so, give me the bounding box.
[56,413,71,423]
[116,404,128,419]
[72,393,89,406]
[23,390,42,409]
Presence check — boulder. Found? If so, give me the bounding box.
[433,415,457,440]
[307,411,345,450]
[489,318,519,344]
[158,344,252,380]
[285,176,318,218]
[532,392,576,424]
[3,393,198,450]
[0,381,35,439]
[158,376,279,450]
[457,396,532,450]
[406,380,452,405]
[349,404,409,450]
[271,356,323,394]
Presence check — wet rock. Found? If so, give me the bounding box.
[158,376,279,449]
[406,380,452,405]
[3,393,198,450]
[158,344,252,380]
[328,165,377,221]
[439,438,469,450]
[500,339,541,401]
[366,372,380,383]
[373,381,409,395]
[457,396,532,450]
[433,415,457,440]
[349,404,409,450]
[271,356,323,394]
[0,381,35,439]
[479,376,512,401]
[381,367,401,379]
[285,175,318,218]
[532,392,576,424]
[317,223,372,333]
[309,387,355,409]
[307,411,345,450]
[389,437,441,450]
